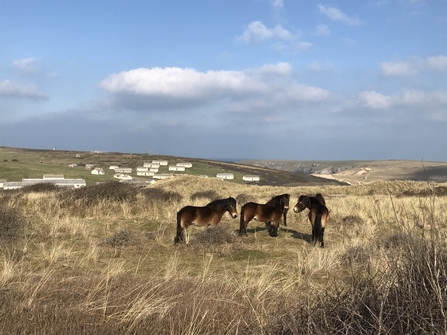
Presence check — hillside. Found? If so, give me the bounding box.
[240,159,447,184]
[0,147,343,187]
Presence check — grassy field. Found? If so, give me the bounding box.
[0,147,344,186]
[1,173,447,334]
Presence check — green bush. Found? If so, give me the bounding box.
[0,204,28,241]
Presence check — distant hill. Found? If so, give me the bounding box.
[239,159,447,184]
[0,147,344,187]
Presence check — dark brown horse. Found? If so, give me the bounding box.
[239,193,290,237]
[174,197,238,244]
[293,194,329,247]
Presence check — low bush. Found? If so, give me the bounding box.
[140,187,183,203]
[21,182,58,193]
[59,182,138,207]
[190,190,219,201]
[0,204,28,241]
[236,193,256,205]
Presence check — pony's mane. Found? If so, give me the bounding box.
[207,197,234,211]
[266,194,289,207]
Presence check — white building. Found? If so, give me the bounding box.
[22,178,86,188]
[243,175,260,182]
[216,173,234,180]
[3,182,22,190]
[109,165,119,170]
[152,160,168,166]
[113,173,132,180]
[43,174,64,180]
[143,162,160,168]
[176,162,192,168]
[91,167,105,175]
[137,171,155,176]
[115,167,133,174]
[168,165,186,172]
[136,166,149,172]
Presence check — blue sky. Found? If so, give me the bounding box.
[1,0,446,161]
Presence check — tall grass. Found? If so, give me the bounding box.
[0,177,446,334]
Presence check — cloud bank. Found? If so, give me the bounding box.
[99,63,330,113]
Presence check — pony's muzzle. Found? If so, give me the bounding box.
[232,213,238,219]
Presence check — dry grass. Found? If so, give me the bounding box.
[0,177,447,334]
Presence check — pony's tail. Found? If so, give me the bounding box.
[174,210,184,244]
[239,206,246,235]
[312,213,324,247]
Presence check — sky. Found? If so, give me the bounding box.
[0,0,446,161]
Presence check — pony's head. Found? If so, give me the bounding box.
[281,194,290,214]
[293,195,310,213]
[227,197,238,219]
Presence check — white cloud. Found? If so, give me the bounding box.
[381,61,418,76]
[100,67,268,99]
[270,0,284,9]
[306,61,329,72]
[318,4,364,25]
[0,80,48,100]
[426,55,447,72]
[315,24,331,36]
[99,64,330,112]
[358,89,447,109]
[236,21,294,44]
[381,55,447,76]
[258,62,292,76]
[358,91,393,109]
[13,58,40,76]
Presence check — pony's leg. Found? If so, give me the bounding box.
[174,227,185,244]
[319,227,325,248]
[311,224,318,246]
[267,221,278,237]
[239,208,248,235]
[174,218,189,244]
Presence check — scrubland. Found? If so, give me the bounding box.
[1,175,447,334]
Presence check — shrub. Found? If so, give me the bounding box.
[0,204,28,241]
[189,226,236,246]
[140,187,183,203]
[106,229,142,248]
[59,182,138,207]
[190,190,219,201]
[21,183,58,193]
[236,193,256,205]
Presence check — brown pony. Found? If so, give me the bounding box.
[293,194,329,247]
[174,197,238,244]
[239,194,290,237]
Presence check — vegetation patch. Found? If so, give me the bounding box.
[397,185,447,197]
[59,182,138,206]
[189,226,236,246]
[140,187,183,203]
[0,204,28,241]
[236,193,256,205]
[106,229,142,249]
[21,182,59,193]
[231,249,271,262]
[190,190,219,201]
